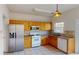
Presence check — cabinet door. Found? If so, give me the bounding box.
[45,22,51,30]
[24,36,32,48]
[68,38,75,54]
[24,22,30,30]
[41,36,47,45]
[24,24,30,30]
[9,20,25,24]
[41,22,45,30]
[58,38,67,52]
[48,36,57,48]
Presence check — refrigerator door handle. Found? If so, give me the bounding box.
[9,33,15,38]
[15,33,16,38]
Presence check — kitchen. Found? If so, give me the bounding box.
[0,4,79,55]
[7,19,75,54]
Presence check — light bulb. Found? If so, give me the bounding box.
[53,10,62,17]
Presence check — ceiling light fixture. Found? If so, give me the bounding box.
[53,4,62,17]
[33,4,62,17]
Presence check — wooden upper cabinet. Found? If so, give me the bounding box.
[9,20,25,24]
[9,20,15,24]
[40,22,52,30]
[24,22,30,30]
[40,22,45,30]
[24,25,30,30]
[45,22,51,30]
[9,20,52,30]
[29,21,52,30]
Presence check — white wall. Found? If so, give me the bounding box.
[52,7,79,31]
[10,12,50,22]
[0,5,9,54]
[52,7,79,53]
[75,20,79,53]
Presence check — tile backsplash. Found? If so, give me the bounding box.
[24,30,49,35]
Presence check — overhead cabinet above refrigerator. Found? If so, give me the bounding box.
[9,24,24,52]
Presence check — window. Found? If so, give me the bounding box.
[54,22,64,33]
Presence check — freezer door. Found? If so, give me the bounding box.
[9,38,16,52]
[15,25,24,51]
[9,25,16,52]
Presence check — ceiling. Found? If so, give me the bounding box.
[7,4,79,17]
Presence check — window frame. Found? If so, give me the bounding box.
[54,22,64,33]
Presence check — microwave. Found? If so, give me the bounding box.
[30,26,39,30]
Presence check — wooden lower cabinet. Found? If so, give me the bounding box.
[24,36,32,48]
[47,35,75,54]
[47,35,57,48]
[41,36,48,45]
[24,35,48,48]
[58,37,75,54]
[24,35,75,54]
[67,38,75,54]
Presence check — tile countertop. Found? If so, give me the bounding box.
[49,31,75,39]
[24,34,48,37]
[60,31,75,38]
[49,32,75,40]
[48,34,75,40]
[24,34,74,40]
[24,31,75,40]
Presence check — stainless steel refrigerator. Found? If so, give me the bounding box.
[9,24,24,52]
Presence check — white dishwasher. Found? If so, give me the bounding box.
[58,38,67,52]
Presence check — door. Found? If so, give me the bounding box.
[49,36,57,48]
[15,25,24,51]
[41,36,47,45]
[58,38,67,52]
[9,25,16,52]
[32,36,41,47]
[24,36,32,48]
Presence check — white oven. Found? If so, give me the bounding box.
[30,30,41,47]
[32,36,41,47]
